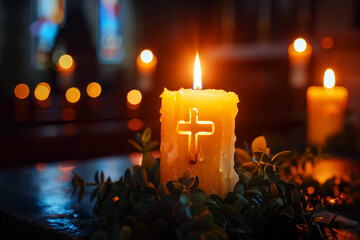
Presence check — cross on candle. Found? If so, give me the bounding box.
[177,107,215,165]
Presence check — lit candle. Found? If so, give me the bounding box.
[307,69,348,146]
[137,49,157,92]
[160,53,239,197]
[288,38,312,89]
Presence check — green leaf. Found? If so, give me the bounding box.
[270,183,279,198]
[120,225,132,240]
[219,204,233,218]
[176,210,213,239]
[109,223,121,240]
[235,148,252,165]
[143,140,158,153]
[94,170,99,183]
[242,162,258,172]
[137,208,153,225]
[78,186,85,202]
[124,168,131,183]
[103,197,115,215]
[254,151,271,163]
[271,151,291,165]
[234,181,245,195]
[283,204,295,218]
[182,169,192,182]
[141,127,152,145]
[251,136,267,153]
[101,171,105,183]
[190,191,208,206]
[142,152,156,172]
[141,168,148,184]
[123,216,137,229]
[132,202,147,215]
[128,139,143,152]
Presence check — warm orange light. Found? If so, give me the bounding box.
[58,54,75,72]
[66,87,81,103]
[130,152,143,165]
[193,53,202,90]
[321,37,334,50]
[86,82,102,98]
[14,83,30,99]
[34,82,51,101]
[140,50,154,63]
[177,108,214,164]
[58,160,75,173]
[127,89,142,105]
[127,118,143,131]
[36,162,47,172]
[324,68,335,89]
[294,38,307,53]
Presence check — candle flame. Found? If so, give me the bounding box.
[193,53,202,90]
[294,38,307,53]
[324,68,335,89]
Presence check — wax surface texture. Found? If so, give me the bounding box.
[160,88,239,197]
[307,86,348,146]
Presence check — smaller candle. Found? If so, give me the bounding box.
[307,69,348,146]
[288,38,312,89]
[136,49,157,92]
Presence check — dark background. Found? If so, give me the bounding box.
[1,0,360,167]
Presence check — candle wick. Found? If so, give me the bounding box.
[194,86,201,90]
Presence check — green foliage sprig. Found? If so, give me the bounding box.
[71,130,351,240]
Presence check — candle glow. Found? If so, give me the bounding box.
[324,68,335,89]
[193,53,202,90]
[160,53,239,196]
[294,38,307,53]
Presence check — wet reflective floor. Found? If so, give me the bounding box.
[0,156,133,238]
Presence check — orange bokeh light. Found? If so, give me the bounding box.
[14,83,30,99]
[321,37,334,50]
[127,89,142,105]
[37,96,52,108]
[127,118,143,131]
[36,162,47,172]
[58,54,75,73]
[140,50,154,63]
[294,38,307,53]
[65,87,81,103]
[34,82,51,101]
[86,82,102,98]
[130,152,143,165]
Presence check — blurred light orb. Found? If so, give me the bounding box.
[127,118,143,131]
[86,82,102,98]
[66,87,81,103]
[58,54,74,71]
[34,82,51,101]
[294,38,307,52]
[127,89,142,105]
[324,68,335,89]
[14,83,30,99]
[321,37,334,50]
[140,50,153,63]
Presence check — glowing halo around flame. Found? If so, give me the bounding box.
[193,53,202,90]
[324,68,335,89]
[294,38,307,53]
